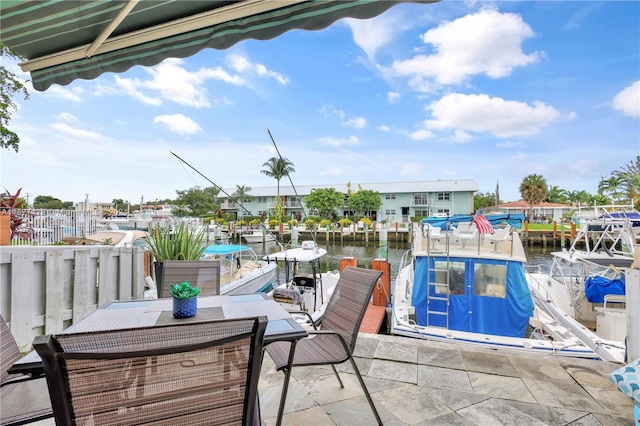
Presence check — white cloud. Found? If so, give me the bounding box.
[407,128,435,141]
[318,136,360,147]
[424,93,564,138]
[384,9,540,89]
[613,81,640,117]
[153,114,201,135]
[45,85,83,102]
[226,54,289,85]
[451,130,472,143]
[319,104,346,119]
[50,123,107,141]
[342,117,367,129]
[377,125,391,132]
[101,55,287,108]
[387,91,401,104]
[345,12,401,60]
[56,112,77,122]
[113,76,162,106]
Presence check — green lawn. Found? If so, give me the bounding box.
[525,222,573,231]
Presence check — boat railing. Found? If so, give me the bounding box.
[570,217,635,257]
[414,222,519,258]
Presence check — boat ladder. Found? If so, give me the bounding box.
[426,237,451,328]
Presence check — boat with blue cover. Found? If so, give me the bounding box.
[525,216,635,363]
[201,244,277,295]
[392,216,597,358]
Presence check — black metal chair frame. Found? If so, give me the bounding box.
[266,266,384,425]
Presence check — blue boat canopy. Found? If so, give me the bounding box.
[203,244,251,255]
[423,213,525,230]
[411,256,534,338]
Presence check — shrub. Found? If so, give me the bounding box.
[339,218,352,227]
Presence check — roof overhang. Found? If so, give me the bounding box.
[1,0,437,91]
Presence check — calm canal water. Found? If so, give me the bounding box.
[250,239,556,287]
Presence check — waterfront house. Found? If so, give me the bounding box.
[218,179,479,223]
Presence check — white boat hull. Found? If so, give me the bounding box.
[221,262,278,295]
[392,262,597,359]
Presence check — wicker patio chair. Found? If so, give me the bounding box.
[158,259,221,298]
[265,266,384,425]
[1,315,53,426]
[33,316,267,426]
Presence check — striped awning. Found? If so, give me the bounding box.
[1,0,435,91]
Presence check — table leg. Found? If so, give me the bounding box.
[276,340,298,426]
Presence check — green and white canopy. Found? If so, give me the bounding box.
[1,0,434,91]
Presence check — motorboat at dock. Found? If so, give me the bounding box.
[264,240,340,325]
[391,215,599,359]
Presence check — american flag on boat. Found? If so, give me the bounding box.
[473,213,495,234]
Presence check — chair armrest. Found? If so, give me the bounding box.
[306,330,354,357]
[1,373,44,387]
[287,310,318,330]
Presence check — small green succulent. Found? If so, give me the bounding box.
[169,281,200,299]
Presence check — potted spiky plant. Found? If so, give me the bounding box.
[146,223,208,289]
[170,281,200,318]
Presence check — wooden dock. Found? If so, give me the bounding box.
[360,302,387,333]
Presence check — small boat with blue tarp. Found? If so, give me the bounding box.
[201,244,277,295]
[525,217,634,363]
[392,214,596,358]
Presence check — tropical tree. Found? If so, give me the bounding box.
[597,176,621,202]
[546,185,569,204]
[611,156,640,207]
[1,43,29,152]
[303,188,344,219]
[111,198,129,210]
[173,186,219,216]
[519,174,548,222]
[261,157,295,199]
[566,190,594,207]
[347,189,381,218]
[33,195,73,209]
[473,192,497,211]
[232,185,252,219]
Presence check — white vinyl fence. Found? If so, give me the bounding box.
[10,209,101,245]
[0,245,147,350]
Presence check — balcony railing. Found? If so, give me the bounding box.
[266,201,303,209]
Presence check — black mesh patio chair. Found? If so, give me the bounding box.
[1,315,53,425]
[34,316,267,426]
[158,259,221,298]
[265,266,384,425]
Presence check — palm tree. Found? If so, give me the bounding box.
[519,174,548,223]
[232,185,252,220]
[597,176,621,202]
[612,156,640,207]
[546,185,569,204]
[261,157,295,199]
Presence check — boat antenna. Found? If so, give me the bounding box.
[267,129,316,245]
[169,151,283,249]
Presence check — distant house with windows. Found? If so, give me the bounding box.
[496,201,573,222]
[218,180,479,222]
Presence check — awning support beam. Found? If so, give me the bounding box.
[20,0,305,73]
[85,0,139,58]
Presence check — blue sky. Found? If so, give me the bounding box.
[2,1,639,206]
